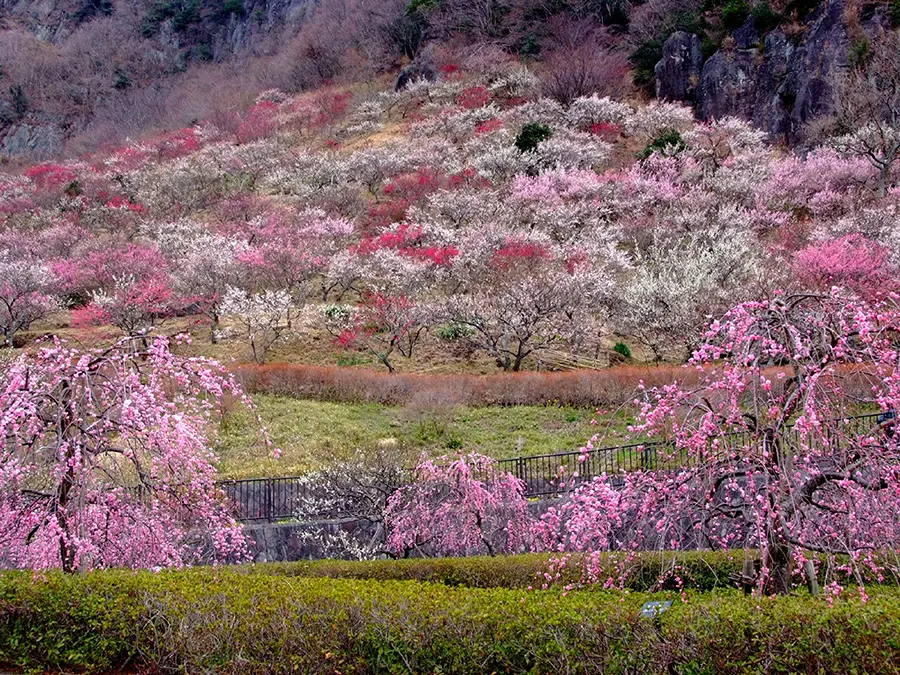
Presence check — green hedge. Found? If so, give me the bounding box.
[2,569,900,674]
[254,551,752,591]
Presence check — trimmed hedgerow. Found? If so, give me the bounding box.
[2,569,900,674]
[251,550,900,594]
[254,551,751,592]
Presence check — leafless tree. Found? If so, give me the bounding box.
[829,30,900,197]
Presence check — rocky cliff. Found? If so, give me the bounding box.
[655,0,887,140]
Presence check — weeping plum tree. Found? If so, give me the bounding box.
[546,289,900,594]
[385,453,533,557]
[0,335,271,571]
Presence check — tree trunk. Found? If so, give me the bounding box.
[210,311,219,344]
[56,379,78,573]
[763,532,792,595]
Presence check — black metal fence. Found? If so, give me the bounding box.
[220,413,888,521]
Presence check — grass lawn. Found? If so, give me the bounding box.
[214,394,639,478]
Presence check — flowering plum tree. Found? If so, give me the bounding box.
[333,291,429,373]
[624,232,767,361]
[443,241,612,371]
[70,275,177,337]
[557,289,900,594]
[0,336,260,571]
[0,250,58,347]
[792,234,896,299]
[385,453,533,557]
[220,286,296,364]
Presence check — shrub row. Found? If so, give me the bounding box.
[233,363,882,410]
[252,550,900,593]
[2,568,900,674]
[232,363,700,407]
[255,551,752,592]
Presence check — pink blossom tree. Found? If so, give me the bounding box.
[332,291,429,373]
[552,289,900,595]
[792,234,896,299]
[385,453,533,557]
[0,335,267,571]
[70,275,177,337]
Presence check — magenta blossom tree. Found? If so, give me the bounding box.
[792,234,897,299]
[552,288,900,595]
[385,453,534,558]
[0,335,272,571]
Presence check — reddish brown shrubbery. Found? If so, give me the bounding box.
[233,363,878,409]
[232,363,699,407]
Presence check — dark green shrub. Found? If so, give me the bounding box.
[195,43,213,61]
[141,0,199,36]
[434,322,473,341]
[638,129,686,159]
[113,69,132,90]
[614,342,632,359]
[721,0,750,29]
[752,1,780,31]
[223,0,244,15]
[850,37,871,68]
[405,0,439,15]
[630,37,665,90]
[73,0,113,22]
[171,0,199,31]
[515,123,553,153]
[519,34,540,58]
[445,437,464,450]
[9,84,27,119]
[892,0,900,27]
[630,11,708,91]
[255,551,751,591]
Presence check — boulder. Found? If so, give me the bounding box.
[1,122,63,159]
[394,58,439,91]
[655,31,704,103]
[699,44,759,121]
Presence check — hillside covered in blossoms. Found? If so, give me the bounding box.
[2,56,898,375]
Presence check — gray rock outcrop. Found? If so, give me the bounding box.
[655,0,886,140]
[655,31,704,103]
[1,122,63,159]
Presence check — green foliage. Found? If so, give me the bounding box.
[222,0,245,15]
[216,396,629,478]
[141,0,200,36]
[3,564,900,674]
[613,342,632,359]
[434,322,473,341]
[630,11,709,91]
[721,0,750,29]
[113,69,132,90]
[751,1,780,32]
[405,0,439,15]
[445,436,464,449]
[335,352,368,367]
[630,37,666,90]
[73,0,113,22]
[9,85,27,119]
[892,0,900,28]
[195,43,214,61]
[64,180,82,197]
[519,33,541,59]
[638,130,686,159]
[850,37,872,69]
[259,551,751,591]
[515,123,553,153]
